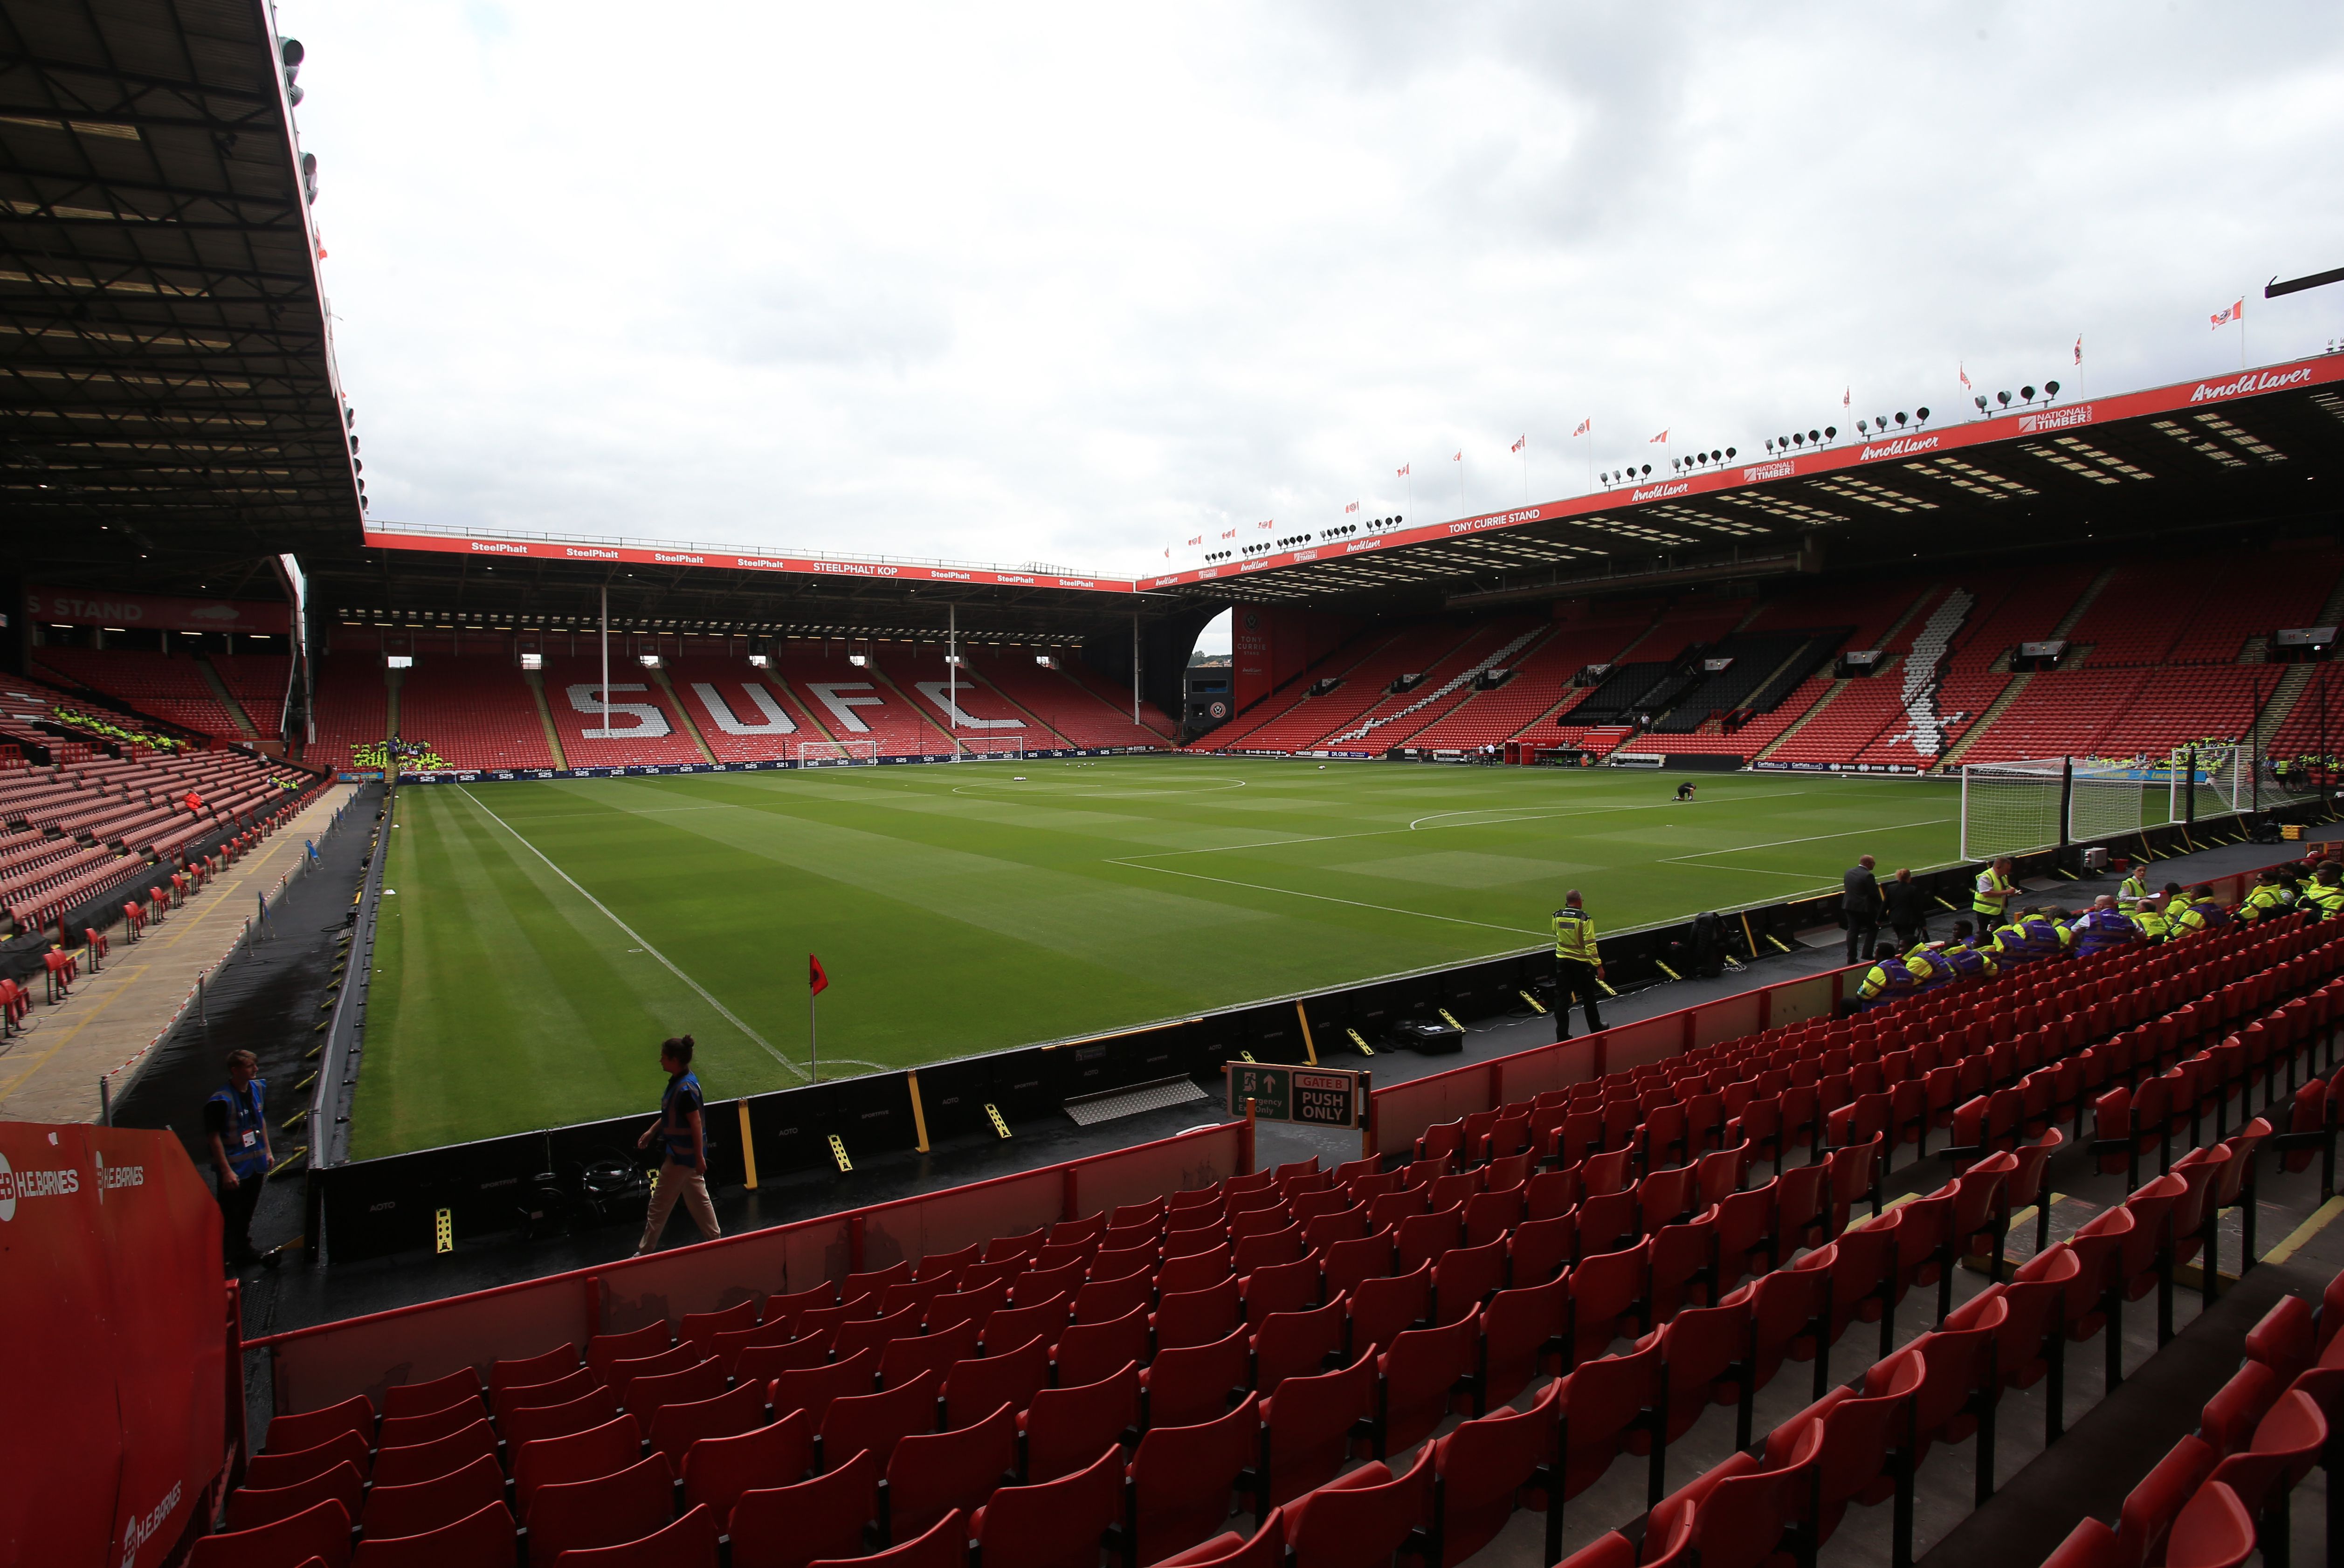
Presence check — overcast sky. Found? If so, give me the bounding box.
[290,0,2344,594]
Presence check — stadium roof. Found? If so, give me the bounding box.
[1146,354,2344,608]
[0,0,358,602]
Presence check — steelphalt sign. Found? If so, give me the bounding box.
[1226,1063,1369,1128]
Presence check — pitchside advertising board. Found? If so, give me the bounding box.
[0,1123,226,1568]
[376,747,1158,784]
[1226,1063,1369,1128]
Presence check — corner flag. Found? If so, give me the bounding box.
[810,954,829,995]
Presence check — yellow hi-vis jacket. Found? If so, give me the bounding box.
[1552,906,1600,964]
[2307,882,2344,920]
[2118,871,2149,902]
[2238,884,2291,922]
[1973,867,2015,920]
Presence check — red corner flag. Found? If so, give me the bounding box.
[809,954,829,995]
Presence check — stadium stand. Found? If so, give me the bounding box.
[1409,601,1674,753]
[1186,543,2344,776]
[541,656,709,767]
[1199,623,1477,753]
[0,745,310,932]
[890,646,1071,749]
[773,643,954,758]
[1062,659,1179,740]
[970,651,1175,752]
[309,652,392,775]
[212,651,292,733]
[202,864,2344,1568]
[31,646,244,738]
[666,657,825,763]
[392,655,558,771]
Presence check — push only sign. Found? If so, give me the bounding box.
[1225,1063,1369,1128]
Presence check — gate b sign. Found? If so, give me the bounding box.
[1225,1063,1368,1128]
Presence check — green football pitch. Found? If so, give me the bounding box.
[351,759,1964,1156]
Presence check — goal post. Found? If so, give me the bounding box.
[1959,758,2066,862]
[796,739,878,766]
[1959,755,2151,861]
[951,735,1027,760]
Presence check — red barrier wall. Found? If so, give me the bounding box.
[259,1121,1244,1413]
[0,1123,227,1568]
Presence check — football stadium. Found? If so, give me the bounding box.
[13,7,2344,1568]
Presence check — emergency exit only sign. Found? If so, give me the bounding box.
[1225,1063,1368,1128]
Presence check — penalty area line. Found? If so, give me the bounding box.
[455,785,807,1080]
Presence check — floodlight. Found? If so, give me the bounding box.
[1823,426,1836,440]
[2020,385,2036,402]
[1916,407,1930,423]
[1997,390,2012,407]
[2043,381,2059,398]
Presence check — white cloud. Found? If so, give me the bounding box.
[287,0,2344,575]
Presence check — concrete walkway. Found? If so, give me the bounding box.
[0,784,357,1124]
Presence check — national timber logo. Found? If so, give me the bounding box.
[0,1148,81,1221]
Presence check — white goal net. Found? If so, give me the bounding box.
[1959,756,2150,861]
[797,739,878,766]
[953,736,1027,760]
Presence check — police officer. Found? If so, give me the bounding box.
[204,1048,271,1268]
[1551,889,1605,1041]
[1973,856,2019,930]
[2067,894,2137,957]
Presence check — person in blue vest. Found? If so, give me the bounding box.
[2067,894,2137,957]
[1853,941,1923,1009]
[635,1034,723,1255]
[204,1049,272,1268]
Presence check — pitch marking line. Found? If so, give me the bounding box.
[1117,788,1825,864]
[1659,817,1955,863]
[455,786,809,1080]
[1104,858,1548,937]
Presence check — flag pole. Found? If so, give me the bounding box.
[809,986,818,1083]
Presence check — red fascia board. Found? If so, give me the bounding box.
[359,532,1141,596]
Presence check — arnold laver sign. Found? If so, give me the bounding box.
[1225,1063,1369,1128]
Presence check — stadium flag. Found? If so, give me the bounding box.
[1959,362,1972,391]
[2211,299,2243,328]
[1572,418,1590,437]
[1649,429,1668,443]
[2075,334,2083,364]
[1397,463,1409,477]
[1511,434,1525,453]
[1843,387,1850,408]
[810,954,829,995]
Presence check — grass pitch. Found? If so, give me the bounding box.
[352,758,1962,1155]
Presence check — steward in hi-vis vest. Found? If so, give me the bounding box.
[1550,891,1605,1044]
